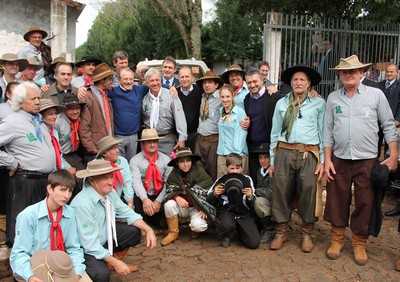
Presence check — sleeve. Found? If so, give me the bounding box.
[155,159,172,203]
[120,158,134,202]
[206,177,222,207]
[78,93,96,152]
[9,212,36,282]
[130,156,149,201]
[63,208,86,277]
[172,97,188,141]
[111,190,142,225]
[54,130,72,170]
[270,100,284,165]
[232,110,248,154]
[0,119,18,169]
[317,100,326,162]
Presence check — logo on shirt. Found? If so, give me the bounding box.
[26,133,37,142]
[335,105,343,114]
[144,104,149,112]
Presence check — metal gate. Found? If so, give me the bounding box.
[263,13,400,97]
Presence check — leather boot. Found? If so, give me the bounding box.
[270,222,288,250]
[326,225,345,260]
[300,222,314,253]
[160,216,179,246]
[107,248,138,272]
[352,234,369,266]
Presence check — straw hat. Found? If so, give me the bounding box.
[221,64,246,84]
[30,250,79,282]
[330,55,372,72]
[75,55,101,68]
[168,147,201,166]
[137,128,164,142]
[25,57,43,71]
[0,53,28,71]
[96,135,123,158]
[39,99,65,114]
[196,70,224,89]
[76,159,122,179]
[48,56,74,74]
[23,26,48,41]
[281,65,322,86]
[92,63,114,83]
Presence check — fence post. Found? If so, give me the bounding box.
[263,12,283,85]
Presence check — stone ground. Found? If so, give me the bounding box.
[1,198,400,282]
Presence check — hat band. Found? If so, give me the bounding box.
[86,166,115,174]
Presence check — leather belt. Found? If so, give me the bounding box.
[197,134,219,142]
[15,169,50,179]
[278,142,319,152]
[159,130,175,137]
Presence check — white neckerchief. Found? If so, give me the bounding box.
[260,167,270,177]
[149,92,160,129]
[101,196,118,256]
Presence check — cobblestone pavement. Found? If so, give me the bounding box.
[113,200,400,282]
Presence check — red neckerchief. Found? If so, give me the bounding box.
[47,197,65,251]
[49,129,62,169]
[111,161,124,191]
[83,75,93,86]
[143,150,163,195]
[233,81,244,97]
[68,118,80,151]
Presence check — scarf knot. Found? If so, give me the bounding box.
[281,92,308,140]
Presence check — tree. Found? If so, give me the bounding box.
[152,0,202,59]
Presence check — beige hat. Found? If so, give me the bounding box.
[24,26,48,41]
[76,159,122,179]
[221,64,245,84]
[25,57,43,71]
[30,250,79,282]
[196,70,224,89]
[330,55,372,72]
[39,99,65,114]
[137,128,164,142]
[96,135,123,158]
[0,53,28,71]
[48,56,75,74]
[92,63,114,83]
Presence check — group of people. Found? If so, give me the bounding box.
[0,25,400,281]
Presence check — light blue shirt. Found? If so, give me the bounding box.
[233,82,249,109]
[17,44,45,81]
[71,185,142,260]
[217,105,248,155]
[270,92,326,165]
[10,199,85,281]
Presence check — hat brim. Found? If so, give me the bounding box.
[167,154,201,167]
[63,100,86,107]
[96,137,124,158]
[0,59,29,72]
[75,59,102,68]
[330,63,372,73]
[281,65,322,86]
[136,136,165,142]
[196,77,225,89]
[24,30,48,41]
[76,166,122,179]
[221,69,245,84]
[92,70,115,83]
[40,105,66,115]
[215,173,251,188]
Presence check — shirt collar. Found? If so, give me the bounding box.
[250,86,266,99]
[180,85,193,96]
[37,199,71,219]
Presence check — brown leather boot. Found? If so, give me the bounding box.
[352,234,369,266]
[270,222,288,250]
[160,216,179,246]
[300,222,314,253]
[107,248,138,272]
[326,225,345,260]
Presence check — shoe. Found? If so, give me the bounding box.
[352,234,369,266]
[385,206,400,217]
[220,236,231,248]
[395,259,400,271]
[191,231,200,239]
[300,222,314,253]
[107,262,138,272]
[326,225,345,260]
[260,230,275,243]
[270,223,288,250]
[160,216,179,246]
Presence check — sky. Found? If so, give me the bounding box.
[76,0,215,47]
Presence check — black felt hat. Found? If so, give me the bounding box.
[281,65,321,86]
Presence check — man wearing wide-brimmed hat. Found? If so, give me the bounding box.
[0,82,58,247]
[79,63,114,164]
[42,61,77,105]
[71,55,102,88]
[19,57,43,84]
[71,159,156,281]
[44,56,75,85]
[0,53,28,99]
[221,64,249,109]
[17,27,49,81]
[130,128,172,226]
[269,65,325,253]
[194,70,224,180]
[324,55,398,266]
[96,135,134,208]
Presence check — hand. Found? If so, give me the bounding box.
[314,163,325,182]
[175,196,189,208]
[324,160,336,182]
[240,116,250,130]
[197,210,207,220]
[28,276,44,282]
[9,165,18,177]
[87,148,98,155]
[77,87,87,100]
[242,187,253,198]
[266,85,278,95]
[174,141,185,150]
[142,198,155,216]
[145,228,157,249]
[381,155,398,173]
[395,120,400,127]
[153,200,161,213]
[169,86,178,99]
[269,165,275,178]
[309,89,321,99]
[40,84,50,92]
[68,166,77,176]
[214,184,224,196]
[113,259,131,275]
[127,199,134,209]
